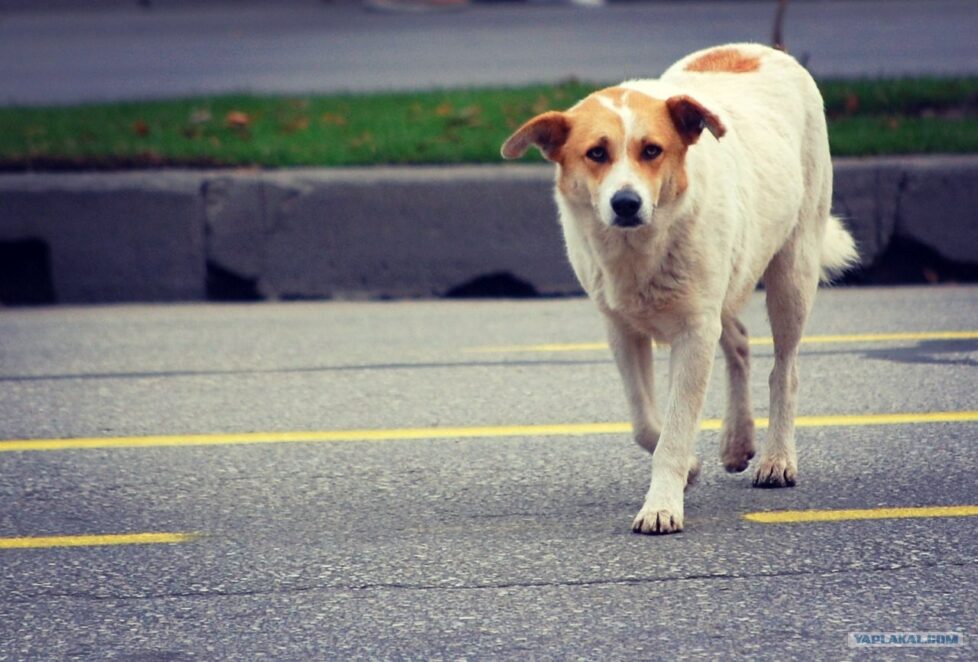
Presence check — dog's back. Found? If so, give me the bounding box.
[663,43,825,171]
[627,44,852,305]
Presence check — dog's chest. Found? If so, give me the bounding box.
[584,238,694,339]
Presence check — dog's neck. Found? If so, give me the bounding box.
[576,199,697,316]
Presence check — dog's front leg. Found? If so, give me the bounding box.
[632,319,720,535]
[605,315,661,453]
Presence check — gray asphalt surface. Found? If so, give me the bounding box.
[1,285,976,659]
[2,1,977,105]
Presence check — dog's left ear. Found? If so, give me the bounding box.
[666,95,727,144]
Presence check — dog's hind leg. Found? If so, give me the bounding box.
[754,236,821,488]
[605,315,661,453]
[719,316,755,473]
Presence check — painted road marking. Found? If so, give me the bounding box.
[0,532,200,550]
[744,505,978,524]
[468,330,978,353]
[1,410,976,453]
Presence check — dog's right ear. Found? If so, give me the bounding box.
[500,111,570,162]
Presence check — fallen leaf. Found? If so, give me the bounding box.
[531,95,551,114]
[225,111,250,128]
[435,102,454,117]
[321,112,348,126]
[350,131,376,152]
[845,92,860,115]
[190,109,212,124]
[132,120,150,137]
[282,116,310,133]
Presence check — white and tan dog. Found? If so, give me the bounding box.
[501,43,857,535]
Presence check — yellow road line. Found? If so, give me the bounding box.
[793,410,978,427]
[755,330,978,346]
[477,342,609,353]
[2,410,976,453]
[0,532,199,550]
[469,330,978,353]
[744,505,978,524]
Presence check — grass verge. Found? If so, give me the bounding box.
[0,78,975,170]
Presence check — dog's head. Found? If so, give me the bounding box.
[501,87,725,230]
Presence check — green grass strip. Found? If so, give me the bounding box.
[0,78,974,169]
[829,116,978,156]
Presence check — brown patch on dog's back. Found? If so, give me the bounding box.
[685,47,760,74]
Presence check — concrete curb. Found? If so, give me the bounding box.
[1,156,977,304]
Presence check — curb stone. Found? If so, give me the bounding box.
[0,171,206,303]
[1,156,976,304]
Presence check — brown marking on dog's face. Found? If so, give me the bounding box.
[501,86,724,229]
[684,47,761,74]
[556,87,698,226]
[554,90,628,199]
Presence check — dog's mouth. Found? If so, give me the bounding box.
[611,216,644,229]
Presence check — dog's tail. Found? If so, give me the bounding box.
[819,215,859,283]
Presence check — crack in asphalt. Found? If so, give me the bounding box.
[5,558,975,604]
[0,358,610,382]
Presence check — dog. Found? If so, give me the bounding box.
[501,43,857,534]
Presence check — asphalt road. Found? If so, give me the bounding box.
[2,0,977,105]
[0,285,976,659]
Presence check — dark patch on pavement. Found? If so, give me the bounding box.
[206,260,261,302]
[0,238,56,305]
[446,272,539,299]
[842,235,978,286]
[861,339,978,367]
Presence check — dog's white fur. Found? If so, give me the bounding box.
[501,44,857,534]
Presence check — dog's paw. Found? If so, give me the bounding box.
[633,422,662,454]
[632,507,684,535]
[720,420,755,473]
[752,456,797,488]
[723,449,754,474]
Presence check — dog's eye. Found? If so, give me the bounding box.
[641,144,663,160]
[586,146,608,163]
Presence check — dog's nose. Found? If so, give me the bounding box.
[611,189,642,220]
